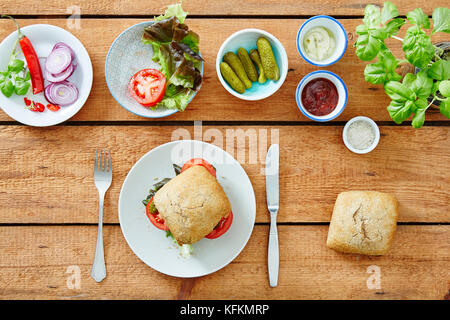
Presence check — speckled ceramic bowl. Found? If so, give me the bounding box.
[105,21,203,118]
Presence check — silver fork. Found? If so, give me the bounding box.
[91,150,112,282]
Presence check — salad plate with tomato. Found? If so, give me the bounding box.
[0,21,93,126]
[118,140,256,278]
[105,3,203,118]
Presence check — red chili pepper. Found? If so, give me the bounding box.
[35,102,45,112]
[3,16,44,94]
[24,97,32,106]
[46,103,60,112]
[30,101,45,112]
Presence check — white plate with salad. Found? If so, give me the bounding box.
[105,3,203,118]
[118,140,256,278]
[0,19,93,126]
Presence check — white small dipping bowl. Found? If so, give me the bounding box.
[343,116,380,154]
[216,28,288,100]
[297,15,347,66]
[295,70,347,122]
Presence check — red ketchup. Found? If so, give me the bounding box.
[301,78,338,116]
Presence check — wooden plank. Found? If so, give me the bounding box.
[0,18,448,122]
[0,225,447,299]
[0,125,448,224]
[0,0,442,16]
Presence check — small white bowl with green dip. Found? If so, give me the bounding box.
[297,15,347,66]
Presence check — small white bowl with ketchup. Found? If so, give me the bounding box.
[295,70,347,122]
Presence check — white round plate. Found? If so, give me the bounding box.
[118,140,256,278]
[105,22,203,118]
[0,24,93,126]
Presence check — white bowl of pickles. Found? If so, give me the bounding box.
[216,29,288,101]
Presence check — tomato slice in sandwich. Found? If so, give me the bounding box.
[205,211,233,239]
[145,197,169,231]
[181,158,216,177]
[181,158,232,239]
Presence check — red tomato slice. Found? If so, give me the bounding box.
[128,69,166,107]
[181,158,216,177]
[146,197,169,231]
[205,211,233,239]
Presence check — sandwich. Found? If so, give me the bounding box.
[142,158,233,254]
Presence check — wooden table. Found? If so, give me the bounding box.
[0,0,448,300]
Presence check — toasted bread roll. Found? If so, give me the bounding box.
[153,166,231,244]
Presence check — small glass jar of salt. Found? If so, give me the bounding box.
[343,116,380,154]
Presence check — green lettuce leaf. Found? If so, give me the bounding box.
[154,3,188,24]
[167,42,202,89]
[151,43,173,77]
[141,3,202,112]
[181,30,200,53]
[153,85,195,111]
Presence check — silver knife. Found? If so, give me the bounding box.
[266,144,279,287]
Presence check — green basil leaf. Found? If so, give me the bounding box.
[364,62,387,84]
[381,1,399,24]
[410,70,433,98]
[0,73,6,84]
[387,72,402,82]
[428,60,450,80]
[378,49,397,72]
[363,5,381,27]
[355,34,382,61]
[412,98,428,128]
[402,27,434,68]
[355,24,368,35]
[7,59,25,73]
[364,50,400,84]
[14,79,30,95]
[439,80,450,97]
[432,7,450,34]
[387,100,414,124]
[0,79,14,97]
[406,8,430,29]
[385,81,416,101]
[431,80,440,95]
[370,28,388,40]
[384,18,405,37]
[24,71,31,81]
[440,98,450,118]
[402,73,416,87]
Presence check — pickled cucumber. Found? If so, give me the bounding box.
[249,49,267,84]
[237,48,258,82]
[220,62,245,94]
[223,52,252,89]
[256,37,280,81]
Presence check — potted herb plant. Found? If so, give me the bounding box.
[354,2,450,128]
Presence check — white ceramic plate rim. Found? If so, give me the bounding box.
[118,140,256,278]
[0,24,93,126]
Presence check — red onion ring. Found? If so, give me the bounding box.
[45,63,74,83]
[53,42,76,60]
[45,47,73,75]
[44,81,79,106]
